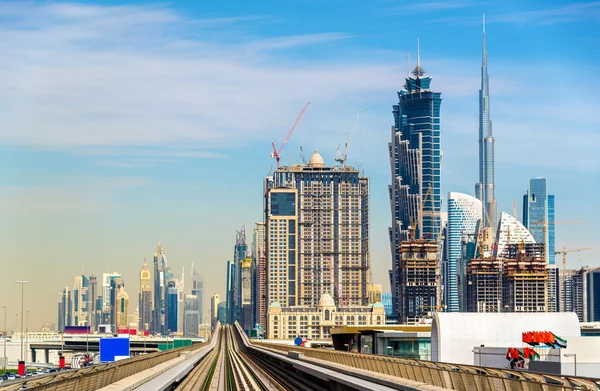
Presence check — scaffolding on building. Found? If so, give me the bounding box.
[502,243,547,312]
[466,257,502,312]
[398,240,441,324]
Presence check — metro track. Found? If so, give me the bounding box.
[174,325,294,391]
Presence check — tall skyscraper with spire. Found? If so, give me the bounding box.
[389,41,442,318]
[475,15,496,230]
[152,242,168,334]
[139,258,152,334]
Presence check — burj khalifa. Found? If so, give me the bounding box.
[475,15,495,230]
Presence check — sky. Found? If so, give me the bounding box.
[0,0,599,330]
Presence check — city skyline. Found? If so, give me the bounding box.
[1,0,598,328]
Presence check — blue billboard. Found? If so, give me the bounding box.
[99,338,130,362]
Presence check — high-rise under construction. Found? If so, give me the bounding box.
[398,240,441,323]
[466,257,502,312]
[264,150,369,308]
[502,243,547,312]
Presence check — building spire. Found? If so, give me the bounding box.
[407,52,411,78]
[412,38,425,77]
[482,13,487,67]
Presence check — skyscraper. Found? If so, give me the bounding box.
[389,44,442,317]
[217,302,227,325]
[586,267,600,322]
[152,242,168,334]
[446,193,482,312]
[139,258,152,334]
[167,280,178,333]
[183,294,199,338]
[240,256,253,332]
[233,227,247,324]
[475,15,496,230]
[495,212,536,259]
[57,301,64,332]
[115,284,129,330]
[266,150,370,308]
[191,265,203,328]
[72,275,89,326]
[252,222,267,331]
[523,178,555,264]
[225,260,235,324]
[102,272,121,326]
[88,275,97,331]
[210,294,220,330]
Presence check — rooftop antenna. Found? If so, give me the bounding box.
[417,37,421,70]
[407,52,411,78]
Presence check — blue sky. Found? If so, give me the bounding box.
[0,0,599,328]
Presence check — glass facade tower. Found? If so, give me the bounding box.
[446,193,482,312]
[389,49,442,317]
[475,16,496,231]
[522,177,555,264]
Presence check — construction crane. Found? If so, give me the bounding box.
[271,102,310,168]
[408,185,432,240]
[334,109,362,167]
[299,146,306,165]
[555,247,592,271]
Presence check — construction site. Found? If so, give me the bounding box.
[466,256,502,312]
[398,240,441,324]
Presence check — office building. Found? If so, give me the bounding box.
[57,302,64,333]
[167,280,178,333]
[523,177,555,265]
[586,267,600,322]
[233,227,247,324]
[225,260,235,324]
[475,17,496,230]
[153,242,168,334]
[210,294,220,330]
[183,294,199,338]
[494,212,536,259]
[267,293,385,340]
[252,222,267,331]
[72,275,89,326]
[241,257,253,332]
[559,267,587,321]
[265,150,369,309]
[217,302,227,325]
[102,272,121,326]
[381,293,393,317]
[138,258,152,334]
[389,47,442,319]
[115,285,130,330]
[191,265,203,327]
[88,275,98,331]
[398,241,441,323]
[177,267,185,333]
[446,193,482,312]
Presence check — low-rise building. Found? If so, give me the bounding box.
[267,293,385,340]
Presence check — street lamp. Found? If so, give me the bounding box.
[564,353,577,376]
[2,306,6,371]
[15,280,30,372]
[25,310,29,364]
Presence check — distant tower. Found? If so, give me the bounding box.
[210,294,220,330]
[475,14,496,231]
[152,242,168,334]
[252,222,267,330]
[523,177,555,264]
[139,258,152,334]
[389,40,442,318]
[233,227,247,324]
[191,264,204,328]
[88,275,98,332]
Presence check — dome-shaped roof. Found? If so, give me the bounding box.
[308,150,325,168]
[269,302,281,308]
[372,302,384,309]
[318,293,335,307]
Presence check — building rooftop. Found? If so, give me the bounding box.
[308,150,325,168]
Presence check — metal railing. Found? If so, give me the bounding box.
[0,329,216,391]
[251,341,600,391]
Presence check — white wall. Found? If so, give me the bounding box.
[431,312,580,365]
